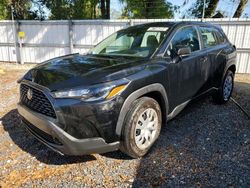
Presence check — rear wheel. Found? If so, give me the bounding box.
[213,70,234,104]
[120,97,162,158]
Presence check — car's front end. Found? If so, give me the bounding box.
[18,77,132,155]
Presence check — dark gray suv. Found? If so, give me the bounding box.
[18,21,236,158]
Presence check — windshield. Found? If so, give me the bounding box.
[88,26,169,58]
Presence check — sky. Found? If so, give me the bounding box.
[111,0,250,19]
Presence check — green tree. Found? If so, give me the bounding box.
[120,0,175,19]
[41,0,74,19]
[100,0,110,19]
[206,0,220,17]
[0,0,9,20]
[185,0,220,18]
[42,0,108,19]
[0,0,40,20]
[233,0,248,18]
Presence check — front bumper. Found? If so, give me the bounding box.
[18,104,120,155]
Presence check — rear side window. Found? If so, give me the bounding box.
[215,29,226,44]
[165,26,200,57]
[200,26,218,48]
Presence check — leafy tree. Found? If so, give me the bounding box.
[233,0,248,18]
[30,0,46,20]
[100,0,110,19]
[185,0,220,18]
[90,0,99,18]
[0,0,40,20]
[206,0,220,17]
[42,0,108,19]
[212,11,225,18]
[120,0,175,19]
[41,0,74,20]
[0,0,9,20]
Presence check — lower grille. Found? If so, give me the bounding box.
[22,118,62,145]
[20,84,56,118]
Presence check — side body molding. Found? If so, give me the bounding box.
[115,83,169,136]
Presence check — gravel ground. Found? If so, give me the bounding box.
[0,64,249,187]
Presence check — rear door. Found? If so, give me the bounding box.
[198,26,228,89]
[164,26,209,108]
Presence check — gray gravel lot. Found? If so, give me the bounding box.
[0,65,249,187]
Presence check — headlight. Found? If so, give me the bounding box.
[52,83,127,101]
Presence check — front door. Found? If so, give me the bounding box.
[164,26,208,109]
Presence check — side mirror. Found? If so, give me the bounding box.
[177,47,191,57]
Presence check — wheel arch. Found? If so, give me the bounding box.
[142,91,167,124]
[221,64,236,85]
[227,64,236,74]
[115,83,169,137]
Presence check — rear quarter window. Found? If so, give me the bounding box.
[200,26,218,48]
[215,28,227,44]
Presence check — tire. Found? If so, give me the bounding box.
[213,70,234,104]
[120,97,162,158]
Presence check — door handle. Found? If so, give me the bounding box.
[200,56,208,62]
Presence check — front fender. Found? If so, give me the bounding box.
[115,83,169,137]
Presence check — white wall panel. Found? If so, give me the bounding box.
[21,47,69,63]
[0,46,16,62]
[0,24,14,43]
[19,24,69,44]
[236,52,250,73]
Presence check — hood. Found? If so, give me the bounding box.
[23,54,146,91]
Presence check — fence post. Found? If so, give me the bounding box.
[11,20,20,64]
[129,19,134,26]
[68,20,73,54]
[12,21,22,64]
[11,6,18,64]
[18,22,25,64]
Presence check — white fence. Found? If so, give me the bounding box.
[0,18,250,73]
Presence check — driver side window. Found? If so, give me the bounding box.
[165,26,200,58]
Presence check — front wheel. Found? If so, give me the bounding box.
[120,97,162,158]
[213,70,234,104]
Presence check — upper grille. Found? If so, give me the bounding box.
[20,84,56,118]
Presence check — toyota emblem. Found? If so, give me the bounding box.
[27,88,33,100]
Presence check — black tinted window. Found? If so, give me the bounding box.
[89,26,169,58]
[200,26,218,48]
[215,29,226,44]
[166,26,200,57]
